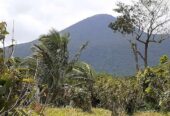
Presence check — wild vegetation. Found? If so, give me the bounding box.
[0,0,170,116]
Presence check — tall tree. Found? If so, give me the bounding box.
[109,0,170,71]
[34,29,69,90]
[0,22,9,62]
[33,29,93,112]
[33,29,70,107]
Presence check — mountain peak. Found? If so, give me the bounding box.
[85,14,114,19]
[71,14,115,26]
[13,14,170,75]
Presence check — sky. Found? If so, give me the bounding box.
[0,0,132,45]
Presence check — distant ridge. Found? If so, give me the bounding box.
[13,14,170,75]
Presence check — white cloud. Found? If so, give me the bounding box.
[0,0,132,45]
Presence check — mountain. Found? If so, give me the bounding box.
[13,14,170,75]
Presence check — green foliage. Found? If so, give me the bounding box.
[160,55,169,64]
[136,62,170,111]
[93,73,140,115]
[0,59,35,114]
[159,91,170,112]
[109,2,135,34]
[93,59,170,115]
[71,87,92,112]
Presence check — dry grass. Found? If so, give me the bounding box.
[134,111,170,116]
[43,108,111,116]
[20,108,170,116]
[25,107,111,116]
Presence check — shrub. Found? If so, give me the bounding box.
[93,73,141,115]
[136,61,170,111]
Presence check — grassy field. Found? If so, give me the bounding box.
[23,108,111,116]
[21,108,170,116]
[134,112,170,116]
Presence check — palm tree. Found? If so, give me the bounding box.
[33,29,94,112]
[34,29,69,89]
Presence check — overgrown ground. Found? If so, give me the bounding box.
[21,108,170,116]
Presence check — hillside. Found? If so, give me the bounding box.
[13,14,170,75]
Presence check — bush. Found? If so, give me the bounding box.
[136,61,170,111]
[92,73,141,115]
